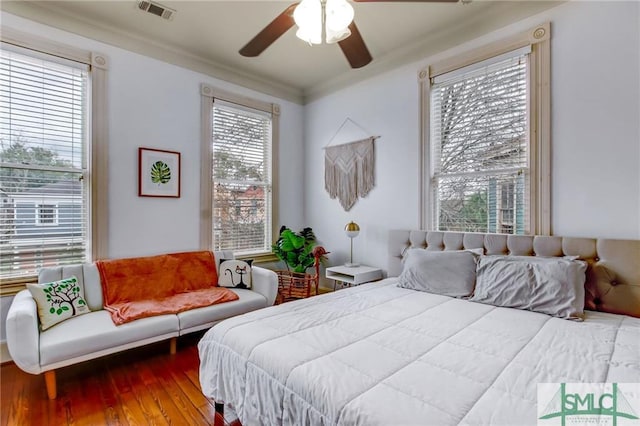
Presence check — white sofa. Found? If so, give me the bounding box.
[5,250,278,399]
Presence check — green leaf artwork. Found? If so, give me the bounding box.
[150,161,171,185]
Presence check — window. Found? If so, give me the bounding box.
[420,24,551,235]
[431,51,528,234]
[200,85,279,258]
[0,29,108,291]
[36,204,59,226]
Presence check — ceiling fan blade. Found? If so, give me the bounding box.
[239,3,298,57]
[338,22,372,69]
[353,0,458,2]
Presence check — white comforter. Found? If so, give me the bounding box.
[198,279,640,425]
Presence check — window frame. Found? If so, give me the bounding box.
[200,84,280,262]
[419,23,551,235]
[0,27,108,294]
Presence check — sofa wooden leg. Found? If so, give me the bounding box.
[44,370,57,400]
[170,337,177,355]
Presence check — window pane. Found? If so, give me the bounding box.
[434,171,527,234]
[431,53,529,235]
[213,182,268,253]
[212,100,272,254]
[0,46,88,280]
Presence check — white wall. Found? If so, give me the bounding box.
[304,1,640,275]
[0,12,305,345]
[2,1,639,349]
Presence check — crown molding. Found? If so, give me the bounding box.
[1,1,563,105]
[0,1,304,105]
[303,1,563,103]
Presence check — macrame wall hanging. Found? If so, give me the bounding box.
[324,118,379,211]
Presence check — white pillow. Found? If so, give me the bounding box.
[27,276,91,330]
[218,259,253,289]
[397,249,478,297]
[470,255,587,320]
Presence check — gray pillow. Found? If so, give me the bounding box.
[470,255,587,319]
[397,249,478,297]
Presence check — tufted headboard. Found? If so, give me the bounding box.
[388,230,640,318]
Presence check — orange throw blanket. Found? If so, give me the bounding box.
[96,251,239,325]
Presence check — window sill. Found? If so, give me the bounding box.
[0,254,282,296]
[0,277,35,296]
[236,252,280,265]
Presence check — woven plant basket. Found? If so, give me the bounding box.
[275,270,319,303]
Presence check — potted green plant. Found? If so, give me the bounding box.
[272,226,328,301]
[272,226,318,273]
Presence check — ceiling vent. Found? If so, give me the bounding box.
[137,0,175,21]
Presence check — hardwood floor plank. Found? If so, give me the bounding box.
[124,363,168,425]
[149,356,210,425]
[5,366,32,426]
[105,361,152,425]
[90,363,129,426]
[170,363,206,404]
[0,333,236,426]
[137,360,190,424]
[0,362,16,425]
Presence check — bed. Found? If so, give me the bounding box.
[198,230,640,425]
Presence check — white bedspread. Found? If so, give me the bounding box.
[198,279,640,425]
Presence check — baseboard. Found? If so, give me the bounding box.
[1,340,12,364]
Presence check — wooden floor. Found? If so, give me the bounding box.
[0,332,236,426]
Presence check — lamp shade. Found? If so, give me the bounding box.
[325,0,354,30]
[325,0,354,43]
[293,0,322,45]
[344,221,360,238]
[326,26,351,44]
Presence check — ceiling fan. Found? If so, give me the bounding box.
[239,0,460,69]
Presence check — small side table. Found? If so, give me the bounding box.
[325,265,382,291]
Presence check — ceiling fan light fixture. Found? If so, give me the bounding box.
[296,26,323,45]
[294,0,354,45]
[326,26,351,44]
[325,0,354,32]
[325,0,353,43]
[294,0,323,45]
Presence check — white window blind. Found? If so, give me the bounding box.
[212,99,272,255]
[1,44,89,281]
[430,51,529,234]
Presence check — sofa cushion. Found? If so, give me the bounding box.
[38,264,103,311]
[177,289,267,332]
[27,276,91,330]
[213,250,234,270]
[82,264,103,311]
[39,310,179,366]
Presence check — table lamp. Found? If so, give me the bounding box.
[344,221,360,267]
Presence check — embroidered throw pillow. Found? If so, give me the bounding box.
[218,259,253,289]
[27,276,91,330]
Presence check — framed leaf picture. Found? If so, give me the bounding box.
[138,147,181,198]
